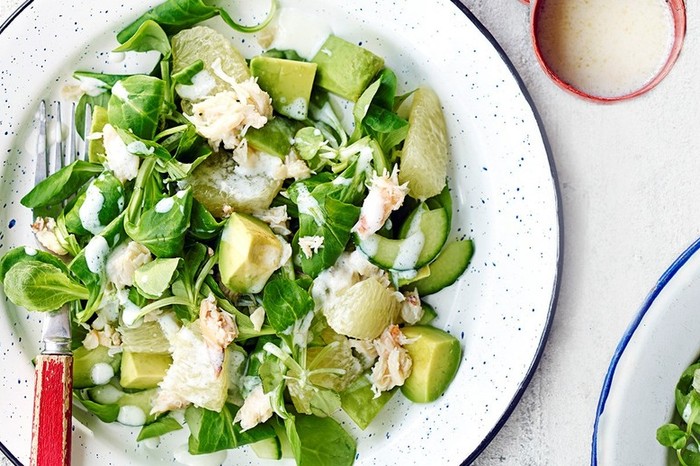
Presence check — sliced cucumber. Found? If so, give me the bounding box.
[73,345,122,389]
[116,388,159,426]
[417,301,438,325]
[411,239,474,296]
[271,418,294,459]
[251,435,282,460]
[357,204,448,271]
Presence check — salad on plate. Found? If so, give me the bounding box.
[0,0,474,464]
[657,358,700,465]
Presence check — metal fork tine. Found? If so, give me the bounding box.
[81,104,92,162]
[35,100,48,185]
[53,101,64,171]
[66,102,77,165]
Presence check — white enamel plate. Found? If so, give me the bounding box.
[0,0,560,464]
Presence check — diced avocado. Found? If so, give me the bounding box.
[411,240,474,296]
[250,56,317,120]
[400,326,461,403]
[340,376,395,430]
[73,345,122,389]
[356,203,449,271]
[219,212,284,294]
[311,35,384,101]
[88,105,108,163]
[246,115,304,158]
[120,351,172,390]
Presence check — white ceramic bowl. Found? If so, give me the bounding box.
[593,237,700,465]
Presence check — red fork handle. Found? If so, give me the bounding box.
[30,354,73,466]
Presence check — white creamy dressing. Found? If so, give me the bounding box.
[268,8,332,60]
[90,384,124,404]
[535,0,674,98]
[84,235,109,274]
[279,97,308,121]
[90,362,115,386]
[79,182,106,235]
[103,124,140,182]
[24,247,37,256]
[117,288,143,327]
[295,184,324,225]
[76,76,110,97]
[175,70,216,101]
[387,208,426,270]
[154,197,175,214]
[126,141,155,156]
[111,80,130,101]
[117,405,147,427]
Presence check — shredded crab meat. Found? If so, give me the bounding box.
[105,241,152,289]
[233,384,274,431]
[352,166,409,239]
[199,295,238,375]
[370,324,414,396]
[185,59,272,150]
[253,206,291,236]
[400,289,424,325]
[82,323,122,351]
[31,217,68,256]
[298,235,324,259]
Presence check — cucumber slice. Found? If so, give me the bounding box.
[357,204,448,271]
[73,345,122,389]
[412,239,474,296]
[251,435,282,460]
[417,301,438,325]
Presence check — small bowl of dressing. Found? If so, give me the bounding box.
[527,0,686,102]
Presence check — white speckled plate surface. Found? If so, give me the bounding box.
[592,237,700,466]
[0,0,560,464]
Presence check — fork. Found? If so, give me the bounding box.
[29,100,87,466]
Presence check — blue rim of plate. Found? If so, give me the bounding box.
[0,1,563,465]
[591,236,700,465]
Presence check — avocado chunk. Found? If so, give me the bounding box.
[219,212,284,294]
[246,115,304,158]
[73,345,122,389]
[400,326,461,403]
[250,56,317,120]
[120,351,172,390]
[311,35,384,101]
